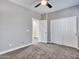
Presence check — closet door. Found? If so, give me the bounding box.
[51,16,78,48]
[39,20,47,43]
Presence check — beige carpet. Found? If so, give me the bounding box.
[1,43,79,59]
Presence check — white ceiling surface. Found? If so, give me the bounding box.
[9,0,79,14]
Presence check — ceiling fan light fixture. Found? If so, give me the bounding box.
[41,0,48,6]
[35,0,52,8]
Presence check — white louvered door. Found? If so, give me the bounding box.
[51,16,78,48]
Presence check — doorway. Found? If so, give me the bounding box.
[32,18,40,43]
[32,18,47,43]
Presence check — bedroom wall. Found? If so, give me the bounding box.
[0,0,41,52]
[48,5,79,47]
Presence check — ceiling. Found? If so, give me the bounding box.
[9,0,79,14]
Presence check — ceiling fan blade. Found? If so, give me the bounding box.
[35,3,41,8]
[47,3,52,8]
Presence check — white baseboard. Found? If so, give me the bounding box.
[39,41,48,43]
[0,43,32,55]
[0,42,78,55]
[47,41,79,50]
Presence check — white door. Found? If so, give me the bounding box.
[51,16,78,48]
[39,20,47,43]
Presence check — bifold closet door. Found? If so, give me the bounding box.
[50,16,78,48]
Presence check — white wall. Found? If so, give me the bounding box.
[0,0,41,52]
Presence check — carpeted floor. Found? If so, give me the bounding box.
[0,43,79,59]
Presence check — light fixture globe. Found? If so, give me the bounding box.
[41,0,48,6]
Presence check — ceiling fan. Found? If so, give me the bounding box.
[35,0,52,8]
